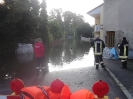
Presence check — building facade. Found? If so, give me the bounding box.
[87,4,104,40]
[103,0,133,49]
[88,0,133,50]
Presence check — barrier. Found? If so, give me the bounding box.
[103,47,112,59]
[0,78,111,99]
[81,37,90,42]
[16,43,33,54]
[15,43,34,62]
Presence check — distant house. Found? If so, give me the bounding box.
[87,0,133,50]
[87,3,104,43]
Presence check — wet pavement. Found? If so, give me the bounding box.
[104,59,133,98]
[0,58,127,99]
[0,39,127,99]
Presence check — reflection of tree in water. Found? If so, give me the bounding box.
[76,40,91,56]
[49,39,91,66]
[50,39,90,65]
[49,45,64,66]
[63,39,75,63]
[63,39,91,62]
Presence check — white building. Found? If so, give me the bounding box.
[87,0,133,50]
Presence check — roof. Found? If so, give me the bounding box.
[87,3,103,17]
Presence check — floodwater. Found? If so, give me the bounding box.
[0,38,92,83]
[0,39,128,99]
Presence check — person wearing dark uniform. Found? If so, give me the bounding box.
[91,35,105,69]
[117,37,129,69]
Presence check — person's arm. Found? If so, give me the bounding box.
[91,41,94,47]
[102,41,105,48]
[118,43,123,49]
[117,43,120,47]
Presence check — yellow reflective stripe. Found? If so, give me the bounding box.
[100,41,102,53]
[118,44,120,47]
[119,44,128,59]
[121,60,125,62]
[124,46,126,56]
[100,61,103,63]
[94,53,102,55]
[95,43,97,54]
[94,41,102,55]
[119,56,128,58]
[123,44,128,56]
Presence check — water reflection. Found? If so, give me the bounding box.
[16,53,34,62]
[49,47,94,72]
[4,73,15,81]
[0,39,92,81]
[48,39,94,72]
[49,39,91,64]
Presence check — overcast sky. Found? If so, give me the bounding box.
[45,0,103,25]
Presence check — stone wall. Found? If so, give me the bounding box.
[118,0,133,50]
[103,0,133,50]
[115,30,124,47]
[115,30,133,50]
[103,0,119,31]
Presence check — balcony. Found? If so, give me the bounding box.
[94,24,102,32]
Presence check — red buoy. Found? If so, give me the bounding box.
[50,79,64,93]
[10,78,24,95]
[92,80,109,98]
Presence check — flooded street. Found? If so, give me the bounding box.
[0,38,92,93]
[0,38,91,78]
[0,39,127,99]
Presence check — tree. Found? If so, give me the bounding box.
[62,11,85,36]
[37,0,49,45]
[63,11,74,36]
[48,8,64,40]
[48,20,63,40]
[0,0,48,55]
[76,23,93,38]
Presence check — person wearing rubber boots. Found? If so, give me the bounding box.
[91,35,105,69]
[117,37,129,69]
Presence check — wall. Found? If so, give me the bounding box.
[100,5,104,40]
[94,17,100,38]
[103,0,133,50]
[95,17,100,24]
[103,0,119,31]
[118,0,133,50]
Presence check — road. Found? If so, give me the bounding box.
[0,40,127,98]
[0,52,127,99]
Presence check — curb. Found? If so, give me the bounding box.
[105,67,133,99]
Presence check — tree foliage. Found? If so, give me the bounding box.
[0,1,93,55]
[48,20,63,40]
[0,0,48,55]
[76,23,93,38]
[48,8,64,40]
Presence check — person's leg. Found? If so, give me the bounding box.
[125,59,127,68]
[120,59,125,69]
[40,56,45,69]
[124,59,127,68]
[36,57,40,69]
[95,55,99,69]
[99,55,105,68]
